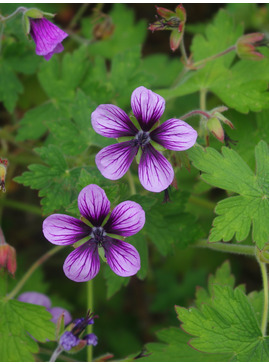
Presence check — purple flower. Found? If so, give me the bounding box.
[29,17,68,60]
[60,331,80,351]
[60,311,98,351]
[91,86,198,192]
[18,291,72,326]
[43,184,145,282]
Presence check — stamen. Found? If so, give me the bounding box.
[135,130,151,146]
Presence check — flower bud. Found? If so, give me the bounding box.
[0,158,8,193]
[0,241,17,276]
[207,117,224,142]
[236,33,266,61]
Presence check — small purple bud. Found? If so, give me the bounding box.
[83,333,98,347]
[60,331,79,351]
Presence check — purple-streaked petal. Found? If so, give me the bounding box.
[104,201,145,237]
[43,43,64,61]
[96,141,138,180]
[30,18,68,57]
[18,292,51,309]
[63,241,100,282]
[48,307,72,325]
[91,104,138,138]
[78,184,110,226]
[103,237,140,277]
[150,118,198,151]
[138,144,174,192]
[43,214,91,246]
[131,86,165,131]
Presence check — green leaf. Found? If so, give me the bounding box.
[38,46,89,100]
[14,145,80,214]
[176,284,269,361]
[86,4,147,59]
[0,299,55,361]
[0,60,23,112]
[16,102,62,141]
[143,190,204,255]
[188,141,269,249]
[195,260,235,307]
[137,327,232,362]
[46,90,110,155]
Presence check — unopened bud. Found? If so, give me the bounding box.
[0,229,17,276]
[214,112,235,129]
[207,117,224,142]
[0,158,8,193]
[236,33,266,61]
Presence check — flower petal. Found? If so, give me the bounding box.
[103,237,140,277]
[96,141,138,180]
[48,307,72,325]
[131,86,165,131]
[18,292,51,309]
[91,104,138,138]
[63,242,100,282]
[30,18,68,56]
[78,184,110,226]
[150,118,197,151]
[43,214,91,246]
[104,201,145,237]
[43,43,64,61]
[138,144,174,192]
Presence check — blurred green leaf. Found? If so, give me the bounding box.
[0,299,55,361]
[103,265,130,299]
[87,4,147,59]
[0,60,23,112]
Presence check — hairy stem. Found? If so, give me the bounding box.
[127,170,136,195]
[259,262,269,336]
[195,240,255,256]
[180,109,211,121]
[0,7,26,22]
[192,45,236,68]
[179,35,189,65]
[49,345,63,362]
[68,3,89,29]
[5,245,64,300]
[87,280,93,362]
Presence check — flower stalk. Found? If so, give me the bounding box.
[195,240,255,256]
[259,261,269,336]
[87,280,93,362]
[5,245,63,300]
[0,7,26,22]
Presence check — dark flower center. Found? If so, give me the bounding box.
[134,130,150,147]
[91,227,106,246]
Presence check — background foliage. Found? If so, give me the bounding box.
[1,3,269,361]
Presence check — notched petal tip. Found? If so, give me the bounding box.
[91,104,138,138]
[78,184,110,226]
[63,243,100,282]
[104,200,145,237]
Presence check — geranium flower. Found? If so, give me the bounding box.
[43,184,145,282]
[29,17,68,60]
[91,86,197,192]
[18,291,72,325]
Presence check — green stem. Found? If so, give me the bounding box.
[0,7,26,22]
[179,34,189,65]
[127,170,136,195]
[0,198,42,216]
[5,245,63,300]
[87,280,93,362]
[192,45,236,68]
[200,89,207,111]
[68,3,89,29]
[49,345,63,362]
[195,240,255,256]
[0,22,4,54]
[259,262,268,336]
